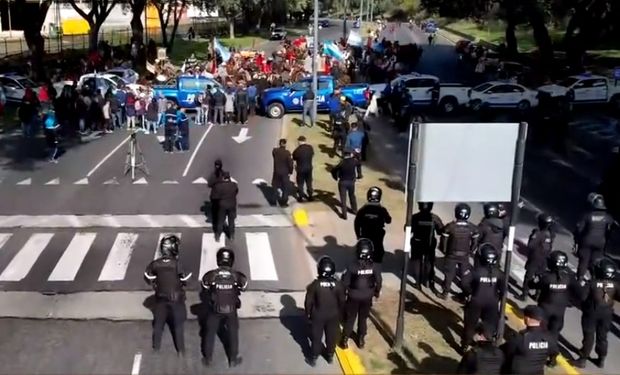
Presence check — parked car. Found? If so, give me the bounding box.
[538,73,620,110]
[104,68,139,84]
[270,27,287,40]
[318,19,330,28]
[0,73,40,102]
[469,81,539,111]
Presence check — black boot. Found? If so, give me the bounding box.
[202,357,212,367]
[229,356,243,368]
[358,335,365,349]
[597,356,606,369]
[325,354,334,364]
[306,356,317,367]
[573,357,587,368]
[339,336,349,349]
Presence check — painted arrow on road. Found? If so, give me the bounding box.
[232,128,252,143]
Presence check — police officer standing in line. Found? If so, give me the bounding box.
[476,203,508,266]
[272,138,294,207]
[528,250,578,366]
[210,171,238,241]
[574,258,618,369]
[497,203,509,228]
[304,256,346,367]
[292,135,315,202]
[456,325,504,374]
[144,235,192,355]
[519,213,555,301]
[502,305,558,375]
[208,159,225,232]
[460,244,505,352]
[439,203,480,300]
[331,150,362,220]
[573,193,614,279]
[340,239,382,350]
[410,202,444,290]
[162,101,178,153]
[176,108,189,152]
[354,187,392,263]
[200,248,247,367]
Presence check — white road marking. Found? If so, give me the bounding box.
[252,178,268,185]
[87,135,131,177]
[16,178,31,185]
[162,180,179,184]
[0,233,12,252]
[245,232,278,280]
[98,233,138,281]
[133,177,147,184]
[154,232,181,259]
[131,353,142,375]
[103,177,119,185]
[74,178,88,185]
[44,178,59,185]
[48,233,97,281]
[0,233,54,281]
[192,177,208,184]
[199,234,225,280]
[182,124,214,177]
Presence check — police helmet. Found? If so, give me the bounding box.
[367,187,382,203]
[160,235,180,257]
[455,203,471,221]
[356,238,374,260]
[483,203,500,219]
[594,258,617,280]
[317,256,336,278]
[547,250,568,271]
[478,243,499,266]
[536,213,554,230]
[418,202,433,212]
[216,247,235,267]
[588,192,606,210]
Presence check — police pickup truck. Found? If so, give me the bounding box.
[537,73,620,110]
[259,75,370,119]
[153,75,222,109]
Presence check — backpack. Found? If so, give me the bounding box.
[210,270,239,314]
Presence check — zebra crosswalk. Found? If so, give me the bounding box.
[0,228,311,293]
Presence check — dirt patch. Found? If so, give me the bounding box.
[284,114,406,222]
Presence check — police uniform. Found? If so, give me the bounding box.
[340,242,382,349]
[477,218,507,257]
[176,109,189,151]
[461,255,505,348]
[502,306,558,375]
[163,107,177,153]
[208,159,224,232]
[272,142,294,206]
[200,248,247,367]
[144,237,191,354]
[520,227,554,300]
[292,138,315,201]
[410,203,444,289]
[576,259,618,368]
[457,340,504,374]
[354,199,392,263]
[574,200,614,279]
[305,257,346,366]
[331,152,361,220]
[210,172,238,240]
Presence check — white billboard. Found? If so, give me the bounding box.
[415,122,520,202]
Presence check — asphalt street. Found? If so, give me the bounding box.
[372,24,620,373]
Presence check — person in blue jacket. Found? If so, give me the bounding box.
[345,122,365,178]
[328,93,342,130]
[176,108,189,152]
[43,107,60,162]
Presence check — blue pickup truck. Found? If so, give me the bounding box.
[259,76,370,119]
[153,75,222,108]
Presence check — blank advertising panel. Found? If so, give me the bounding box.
[416,123,520,202]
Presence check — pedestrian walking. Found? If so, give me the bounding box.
[410,202,444,290]
[354,187,392,263]
[302,87,316,127]
[210,172,238,241]
[519,214,555,301]
[573,193,614,279]
[272,138,294,207]
[292,135,314,201]
[331,150,361,219]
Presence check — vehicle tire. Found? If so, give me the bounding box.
[470,99,483,111]
[267,103,285,119]
[517,100,531,111]
[440,97,458,113]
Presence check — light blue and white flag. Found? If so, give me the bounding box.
[322,40,345,61]
[213,37,231,62]
[347,30,362,47]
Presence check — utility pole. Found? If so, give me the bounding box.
[342,0,348,39]
[358,0,363,24]
[369,0,374,23]
[312,0,319,119]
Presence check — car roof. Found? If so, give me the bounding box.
[0,73,28,79]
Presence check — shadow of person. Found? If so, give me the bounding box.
[318,143,338,159]
[417,341,460,373]
[253,180,278,206]
[199,200,214,224]
[291,118,304,127]
[279,294,311,358]
[313,189,341,215]
[306,235,353,274]
[405,291,462,352]
[378,177,405,192]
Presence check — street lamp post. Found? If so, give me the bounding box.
[312,0,319,119]
[8,0,13,38]
[342,0,348,40]
[358,0,363,24]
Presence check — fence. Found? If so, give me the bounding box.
[0,19,228,59]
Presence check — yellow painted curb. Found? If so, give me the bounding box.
[505,304,580,375]
[336,346,367,375]
[292,208,309,227]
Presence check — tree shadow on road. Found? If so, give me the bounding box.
[279,294,311,358]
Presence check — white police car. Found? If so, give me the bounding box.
[537,73,620,110]
[469,81,539,111]
[104,68,139,84]
[0,73,40,102]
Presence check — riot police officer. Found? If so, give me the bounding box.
[476,203,508,264]
[304,256,346,367]
[439,203,480,300]
[573,193,614,279]
[519,213,555,301]
[575,258,618,369]
[200,248,247,367]
[529,250,578,366]
[502,305,559,374]
[457,325,504,374]
[340,239,382,350]
[410,202,444,290]
[460,244,505,351]
[354,187,392,263]
[144,235,191,355]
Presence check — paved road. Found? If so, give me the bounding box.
[374,24,620,373]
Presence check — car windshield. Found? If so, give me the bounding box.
[560,77,579,87]
[472,83,493,92]
[107,75,125,85]
[17,78,36,88]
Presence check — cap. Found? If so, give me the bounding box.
[523,305,545,321]
[298,135,306,141]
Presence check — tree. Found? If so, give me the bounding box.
[151,0,188,51]
[217,0,242,39]
[67,0,118,51]
[16,0,51,80]
[128,0,147,45]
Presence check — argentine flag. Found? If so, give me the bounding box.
[213,37,231,62]
[323,41,345,61]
